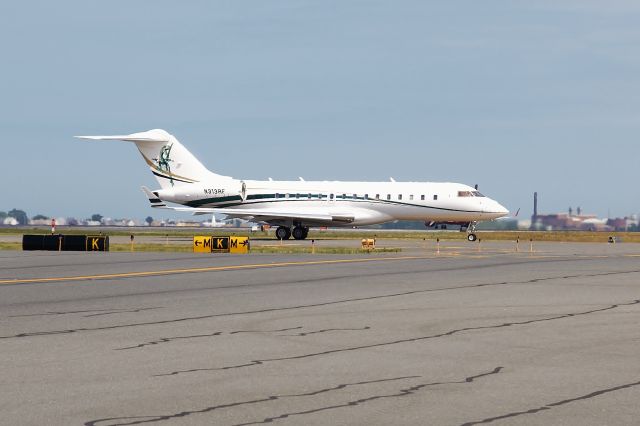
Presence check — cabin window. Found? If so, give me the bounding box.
[375,194,380,200]
[387,194,391,200]
[342,193,346,199]
[307,193,312,199]
[409,194,414,201]
[398,194,402,200]
[421,195,425,201]
[433,195,438,201]
[295,193,299,199]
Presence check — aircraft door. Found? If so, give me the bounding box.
[240,181,247,202]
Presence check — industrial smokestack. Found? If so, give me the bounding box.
[530,192,539,231]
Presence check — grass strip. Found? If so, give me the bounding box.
[251,246,401,255]
[2,228,639,243]
[0,241,401,254]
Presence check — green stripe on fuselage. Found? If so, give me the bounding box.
[182,192,482,214]
[186,195,243,207]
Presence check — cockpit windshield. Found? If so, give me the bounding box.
[458,191,486,197]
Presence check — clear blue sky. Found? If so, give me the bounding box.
[2,1,639,220]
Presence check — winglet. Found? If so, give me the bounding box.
[141,186,166,208]
[75,129,172,143]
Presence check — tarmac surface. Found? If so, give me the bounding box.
[2,241,640,425]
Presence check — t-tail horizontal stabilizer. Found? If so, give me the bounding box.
[76,129,226,190]
[141,186,166,208]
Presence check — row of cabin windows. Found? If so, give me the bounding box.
[275,193,318,199]
[378,194,437,201]
[274,193,483,200]
[275,193,438,201]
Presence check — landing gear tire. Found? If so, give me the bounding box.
[292,226,309,240]
[276,226,291,240]
[467,233,477,242]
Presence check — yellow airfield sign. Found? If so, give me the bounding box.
[193,236,249,253]
[211,237,230,252]
[230,237,250,254]
[86,236,109,252]
[193,236,212,253]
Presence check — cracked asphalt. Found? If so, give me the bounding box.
[2,241,640,425]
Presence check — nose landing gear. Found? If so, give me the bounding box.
[466,222,478,242]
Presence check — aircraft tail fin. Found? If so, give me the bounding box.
[76,129,228,189]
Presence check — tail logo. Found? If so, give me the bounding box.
[153,144,174,186]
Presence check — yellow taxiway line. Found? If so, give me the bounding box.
[2,251,623,286]
[0,255,435,285]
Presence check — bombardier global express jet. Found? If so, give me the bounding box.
[77,129,508,241]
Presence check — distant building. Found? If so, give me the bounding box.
[529,193,631,231]
[607,217,638,231]
[530,211,638,232]
[532,212,605,231]
[176,221,202,227]
[3,217,19,226]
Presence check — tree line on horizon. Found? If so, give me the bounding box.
[0,210,154,226]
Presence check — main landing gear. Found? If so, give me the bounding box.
[275,226,309,240]
[275,226,291,240]
[292,226,309,240]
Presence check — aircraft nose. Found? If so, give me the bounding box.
[483,199,509,217]
[497,203,509,216]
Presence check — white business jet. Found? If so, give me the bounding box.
[77,129,508,241]
[202,215,230,228]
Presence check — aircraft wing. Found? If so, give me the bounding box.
[161,205,354,223]
[141,186,357,223]
[141,187,354,223]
